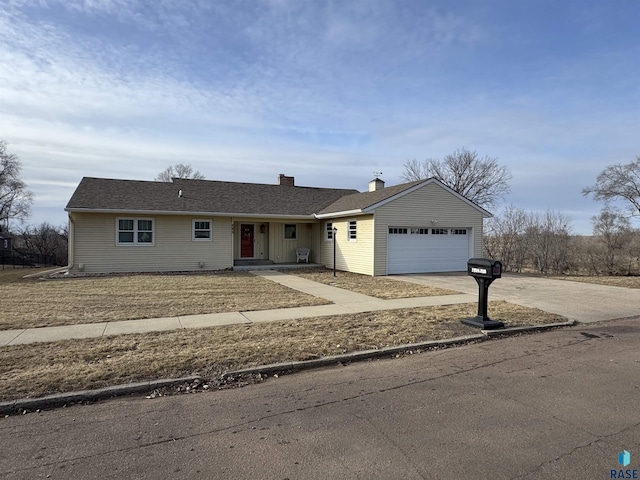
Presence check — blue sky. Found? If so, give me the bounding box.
[1,0,639,234]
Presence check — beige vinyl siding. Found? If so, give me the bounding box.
[373,182,484,276]
[319,215,374,276]
[266,221,316,263]
[69,212,232,274]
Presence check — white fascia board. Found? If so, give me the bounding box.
[361,178,493,218]
[65,208,315,220]
[314,209,363,219]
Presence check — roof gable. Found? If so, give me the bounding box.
[317,178,492,218]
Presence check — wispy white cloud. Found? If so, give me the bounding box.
[1,0,639,234]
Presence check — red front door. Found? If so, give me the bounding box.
[240,224,254,258]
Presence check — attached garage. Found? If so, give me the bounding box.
[316,177,492,276]
[387,227,471,274]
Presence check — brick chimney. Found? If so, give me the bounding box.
[278,174,295,187]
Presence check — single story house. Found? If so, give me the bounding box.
[65,174,491,276]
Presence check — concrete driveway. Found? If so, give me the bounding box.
[392,273,640,323]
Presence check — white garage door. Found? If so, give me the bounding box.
[387,227,470,274]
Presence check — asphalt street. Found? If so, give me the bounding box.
[1,317,639,479]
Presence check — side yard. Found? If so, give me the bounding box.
[556,275,640,289]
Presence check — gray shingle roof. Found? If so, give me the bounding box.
[317,180,425,215]
[65,177,360,217]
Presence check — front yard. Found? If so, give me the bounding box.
[288,268,459,298]
[0,270,330,330]
[0,301,566,401]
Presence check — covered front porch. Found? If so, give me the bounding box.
[232,218,322,265]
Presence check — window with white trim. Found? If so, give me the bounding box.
[389,227,408,234]
[193,220,212,241]
[325,222,333,241]
[284,224,297,240]
[451,229,467,235]
[411,228,429,234]
[431,228,449,235]
[117,218,154,245]
[348,220,357,241]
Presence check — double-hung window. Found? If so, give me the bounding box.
[348,220,357,241]
[325,222,333,241]
[193,220,212,241]
[117,218,154,245]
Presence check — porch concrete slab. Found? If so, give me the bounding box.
[102,317,182,336]
[0,329,26,347]
[251,270,377,305]
[179,312,251,328]
[6,322,109,345]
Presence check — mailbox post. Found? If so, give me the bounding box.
[462,258,504,329]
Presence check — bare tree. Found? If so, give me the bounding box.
[19,222,68,265]
[155,163,205,182]
[0,140,33,232]
[592,208,632,275]
[583,156,640,216]
[525,211,572,275]
[484,205,529,272]
[401,148,511,210]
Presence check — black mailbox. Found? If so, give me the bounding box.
[467,258,502,279]
[462,258,504,330]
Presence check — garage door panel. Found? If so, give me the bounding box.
[387,227,469,274]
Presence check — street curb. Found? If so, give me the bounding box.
[1,321,576,415]
[223,320,577,379]
[481,320,577,336]
[0,376,203,415]
[222,334,487,379]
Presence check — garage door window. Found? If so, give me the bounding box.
[411,228,429,234]
[451,229,467,235]
[389,227,408,234]
[431,228,449,235]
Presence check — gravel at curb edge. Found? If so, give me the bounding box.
[0,321,575,415]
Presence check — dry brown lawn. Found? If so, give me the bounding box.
[557,275,640,289]
[0,270,329,330]
[0,301,565,401]
[290,268,459,298]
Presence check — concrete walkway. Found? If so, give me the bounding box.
[0,270,475,347]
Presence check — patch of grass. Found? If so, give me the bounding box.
[0,271,330,330]
[557,275,640,289]
[0,301,565,401]
[0,268,47,285]
[290,268,459,298]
